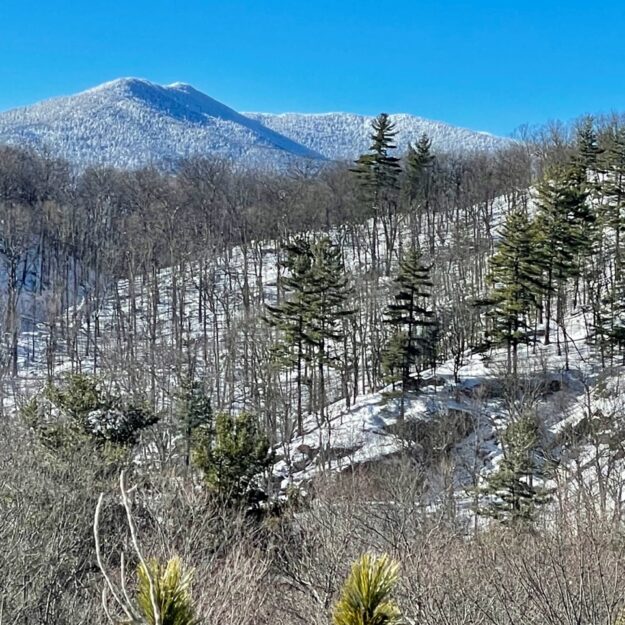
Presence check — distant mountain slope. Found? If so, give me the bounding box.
[244,111,512,160]
[0,78,326,170]
[0,79,511,170]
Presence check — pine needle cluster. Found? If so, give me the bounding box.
[136,556,198,625]
[332,553,402,625]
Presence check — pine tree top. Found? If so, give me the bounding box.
[369,113,398,153]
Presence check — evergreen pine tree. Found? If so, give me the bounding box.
[351,113,401,273]
[479,414,551,526]
[404,133,435,246]
[595,270,625,364]
[534,166,593,351]
[265,238,315,435]
[306,237,355,423]
[484,210,544,375]
[382,247,436,418]
[603,124,625,274]
[572,116,604,187]
[405,133,435,195]
[266,237,354,435]
[589,125,625,363]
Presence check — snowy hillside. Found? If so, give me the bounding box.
[274,309,601,493]
[5,193,612,506]
[0,78,326,170]
[8,225,615,507]
[244,111,512,160]
[0,79,511,171]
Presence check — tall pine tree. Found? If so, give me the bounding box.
[352,113,401,274]
[404,133,435,249]
[572,116,604,188]
[603,124,625,275]
[383,247,436,418]
[484,210,544,375]
[265,238,315,435]
[267,237,355,437]
[534,166,593,354]
[306,237,355,425]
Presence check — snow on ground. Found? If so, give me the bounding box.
[4,189,624,513]
[271,302,625,511]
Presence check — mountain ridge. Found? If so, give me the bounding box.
[0,78,511,170]
[244,111,511,161]
[0,78,326,170]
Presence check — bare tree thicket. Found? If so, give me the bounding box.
[0,138,531,429]
[5,113,625,624]
[2,421,625,624]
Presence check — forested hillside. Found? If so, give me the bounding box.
[244,110,510,159]
[0,78,508,171]
[3,113,625,624]
[0,78,327,170]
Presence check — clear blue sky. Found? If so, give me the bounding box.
[1,0,624,136]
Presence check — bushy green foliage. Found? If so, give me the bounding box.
[381,329,410,385]
[333,553,402,625]
[137,556,198,625]
[176,377,212,466]
[483,209,544,373]
[479,414,551,525]
[22,374,157,452]
[192,411,272,505]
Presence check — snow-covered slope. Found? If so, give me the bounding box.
[244,112,512,160]
[274,310,597,491]
[6,188,623,514]
[0,78,326,170]
[0,79,511,171]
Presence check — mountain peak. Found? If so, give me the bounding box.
[245,111,512,160]
[85,76,157,94]
[0,79,326,170]
[0,78,510,171]
[167,81,195,91]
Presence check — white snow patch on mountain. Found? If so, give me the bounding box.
[0,78,326,170]
[244,111,512,160]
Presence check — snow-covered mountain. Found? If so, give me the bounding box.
[244,112,512,160]
[0,79,511,171]
[0,78,326,170]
